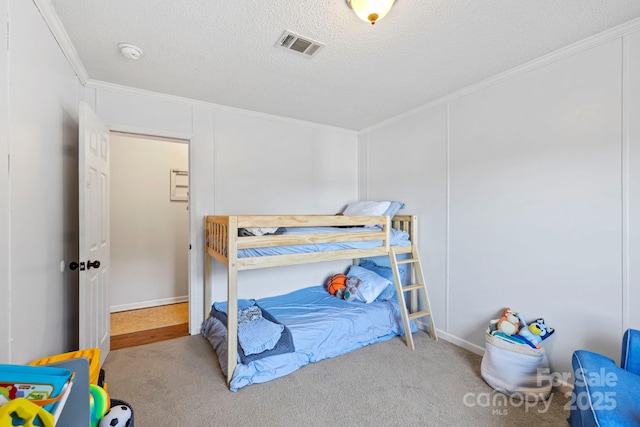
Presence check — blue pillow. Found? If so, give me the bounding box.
[382,201,405,219]
[359,259,406,301]
[346,265,391,303]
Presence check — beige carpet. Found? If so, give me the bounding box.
[102,332,570,426]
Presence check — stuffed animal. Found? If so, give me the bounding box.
[514,315,555,348]
[336,276,361,301]
[488,308,521,336]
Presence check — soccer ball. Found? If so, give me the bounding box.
[99,405,132,427]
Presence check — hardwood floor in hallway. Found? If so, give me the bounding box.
[110,302,189,350]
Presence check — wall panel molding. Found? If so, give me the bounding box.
[360,18,640,135]
[32,0,89,83]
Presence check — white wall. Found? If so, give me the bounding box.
[83,85,359,334]
[363,105,449,329]
[110,133,189,311]
[361,28,640,380]
[0,0,10,362]
[3,0,81,363]
[627,31,640,334]
[210,108,359,301]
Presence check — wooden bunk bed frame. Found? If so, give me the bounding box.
[204,214,420,385]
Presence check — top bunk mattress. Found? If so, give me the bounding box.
[201,285,415,391]
[238,226,411,258]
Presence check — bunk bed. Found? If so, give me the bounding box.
[202,213,431,391]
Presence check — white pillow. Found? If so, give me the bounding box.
[343,201,391,217]
[346,265,392,303]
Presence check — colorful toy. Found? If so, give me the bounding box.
[0,385,10,405]
[326,274,347,295]
[514,315,555,349]
[89,384,110,427]
[335,276,361,301]
[488,308,521,336]
[0,398,54,427]
[99,404,133,427]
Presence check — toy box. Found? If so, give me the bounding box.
[29,348,101,386]
[0,364,73,413]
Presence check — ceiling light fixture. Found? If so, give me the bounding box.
[118,43,143,60]
[346,0,396,25]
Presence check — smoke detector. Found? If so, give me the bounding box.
[276,31,325,58]
[118,43,143,60]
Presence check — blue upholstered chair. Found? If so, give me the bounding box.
[568,329,640,426]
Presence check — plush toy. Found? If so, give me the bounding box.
[488,308,521,336]
[335,276,362,301]
[514,315,555,348]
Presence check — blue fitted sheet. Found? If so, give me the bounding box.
[237,226,411,258]
[201,285,414,391]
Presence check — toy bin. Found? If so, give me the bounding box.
[0,364,74,414]
[29,348,101,386]
[480,332,551,402]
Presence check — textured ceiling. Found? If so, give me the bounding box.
[49,0,640,130]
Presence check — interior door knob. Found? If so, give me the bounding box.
[87,260,101,269]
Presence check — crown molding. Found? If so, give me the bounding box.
[361,16,640,135]
[33,0,89,84]
[85,79,358,136]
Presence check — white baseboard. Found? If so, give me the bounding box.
[110,296,188,313]
[415,319,485,356]
[437,330,486,356]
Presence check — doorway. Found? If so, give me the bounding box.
[108,132,190,349]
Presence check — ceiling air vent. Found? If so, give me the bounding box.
[277,31,325,58]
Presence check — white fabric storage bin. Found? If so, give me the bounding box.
[481,333,551,401]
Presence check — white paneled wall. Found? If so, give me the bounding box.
[363,32,639,379]
[7,0,81,363]
[448,39,623,369]
[210,108,359,302]
[0,0,9,362]
[627,31,640,330]
[364,106,449,331]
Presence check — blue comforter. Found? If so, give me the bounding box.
[202,286,414,391]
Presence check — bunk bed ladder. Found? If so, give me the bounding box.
[389,245,437,350]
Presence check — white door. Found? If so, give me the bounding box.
[78,101,110,364]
